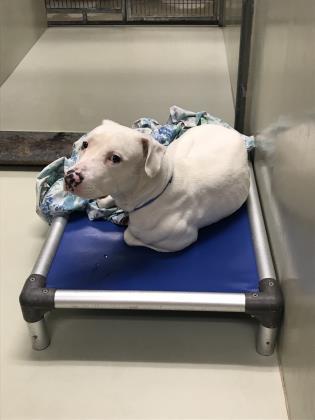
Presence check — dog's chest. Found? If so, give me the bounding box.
[128,183,190,240]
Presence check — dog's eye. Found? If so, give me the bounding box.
[81,141,88,150]
[111,154,121,164]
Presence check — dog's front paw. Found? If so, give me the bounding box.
[96,195,116,209]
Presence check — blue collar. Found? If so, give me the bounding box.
[130,175,173,213]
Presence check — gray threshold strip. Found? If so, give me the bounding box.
[0,131,82,166]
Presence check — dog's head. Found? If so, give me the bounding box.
[64,120,166,199]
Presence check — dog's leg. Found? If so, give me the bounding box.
[152,228,198,252]
[125,225,198,252]
[124,229,170,252]
[124,228,147,248]
[96,195,116,209]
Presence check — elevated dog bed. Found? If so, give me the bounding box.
[20,164,283,355]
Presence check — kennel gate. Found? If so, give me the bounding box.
[45,0,218,25]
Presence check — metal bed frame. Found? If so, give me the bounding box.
[19,163,283,355]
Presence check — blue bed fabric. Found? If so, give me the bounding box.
[46,205,259,293]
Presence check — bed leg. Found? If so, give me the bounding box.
[245,279,284,356]
[20,274,55,350]
[26,318,50,351]
[256,324,278,356]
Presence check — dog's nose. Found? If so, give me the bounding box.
[64,169,84,191]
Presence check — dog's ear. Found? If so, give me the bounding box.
[102,119,115,126]
[141,136,166,178]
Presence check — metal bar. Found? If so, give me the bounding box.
[48,19,218,26]
[213,0,219,21]
[234,0,254,132]
[32,217,68,277]
[82,9,88,23]
[55,290,246,311]
[123,16,217,22]
[46,7,123,12]
[256,324,278,356]
[27,319,50,351]
[126,0,132,20]
[218,0,225,26]
[247,162,276,280]
[121,0,127,22]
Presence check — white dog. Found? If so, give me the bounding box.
[64,120,250,252]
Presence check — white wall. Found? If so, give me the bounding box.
[0,0,46,85]
[246,1,315,419]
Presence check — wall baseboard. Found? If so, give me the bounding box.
[0,131,82,166]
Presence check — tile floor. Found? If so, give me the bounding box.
[0,26,234,132]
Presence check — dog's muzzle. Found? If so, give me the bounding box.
[64,169,84,192]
